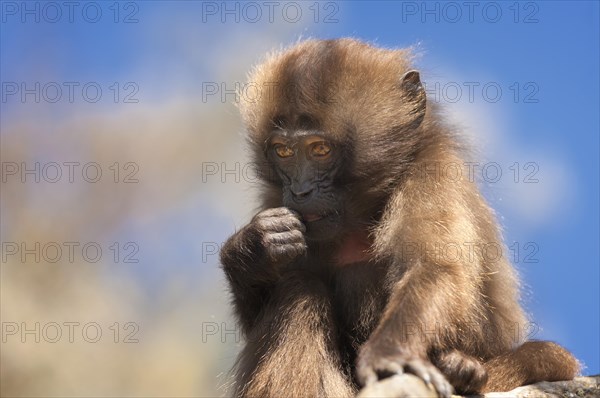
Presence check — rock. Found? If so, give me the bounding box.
[356,375,600,398]
[482,375,599,398]
[357,374,438,398]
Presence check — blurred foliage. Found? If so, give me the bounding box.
[0,13,304,395]
[1,100,241,396]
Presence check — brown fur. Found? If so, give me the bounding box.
[221,38,579,397]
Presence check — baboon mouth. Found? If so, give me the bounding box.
[303,213,330,223]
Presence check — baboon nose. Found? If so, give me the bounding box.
[291,187,314,201]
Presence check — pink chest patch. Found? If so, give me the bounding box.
[334,230,373,267]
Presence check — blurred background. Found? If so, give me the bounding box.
[1,1,598,396]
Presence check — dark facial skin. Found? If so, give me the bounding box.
[267,132,346,241]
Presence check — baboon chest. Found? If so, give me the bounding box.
[331,261,390,342]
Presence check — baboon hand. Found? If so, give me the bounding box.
[251,207,307,265]
[357,343,453,398]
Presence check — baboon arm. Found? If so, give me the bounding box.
[368,260,469,354]
[220,225,277,332]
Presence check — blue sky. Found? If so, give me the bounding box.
[2,0,598,378]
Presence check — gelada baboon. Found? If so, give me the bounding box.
[220,38,579,397]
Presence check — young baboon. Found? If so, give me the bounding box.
[220,38,579,397]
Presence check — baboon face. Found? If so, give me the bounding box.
[266,129,348,241]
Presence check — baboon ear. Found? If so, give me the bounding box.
[401,70,423,91]
[400,70,426,126]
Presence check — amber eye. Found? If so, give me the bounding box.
[311,142,331,157]
[274,144,295,158]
